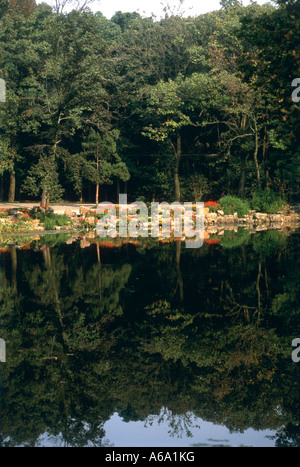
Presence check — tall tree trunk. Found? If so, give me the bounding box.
[0,175,4,201]
[239,152,246,199]
[95,183,99,205]
[253,119,262,191]
[42,246,51,269]
[262,124,267,163]
[256,258,262,321]
[174,241,183,303]
[41,188,47,209]
[174,130,181,202]
[45,193,50,212]
[10,248,17,292]
[40,189,50,213]
[95,158,99,205]
[116,179,120,204]
[174,156,181,202]
[42,246,70,351]
[8,172,16,202]
[8,133,17,203]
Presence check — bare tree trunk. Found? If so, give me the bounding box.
[41,188,47,209]
[253,119,262,191]
[95,183,99,205]
[10,248,17,292]
[42,246,51,269]
[45,193,50,212]
[95,157,100,205]
[174,241,183,303]
[239,152,246,199]
[174,130,181,202]
[8,133,16,202]
[174,156,181,202]
[96,244,101,264]
[262,124,267,163]
[42,246,70,351]
[0,175,4,202]
[116,179,120,204]
[40,189,50,213]
[256,259,262,321]
[8,172,16,202]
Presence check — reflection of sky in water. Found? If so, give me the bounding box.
[25,410,276,447]
[104,411,276,448]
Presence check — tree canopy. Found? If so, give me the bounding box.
[0,0,299,205]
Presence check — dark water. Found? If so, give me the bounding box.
[0,229,299,447]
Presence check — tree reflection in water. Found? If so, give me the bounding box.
[0,229,299,447]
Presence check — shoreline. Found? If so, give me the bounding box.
[1,202,300,233]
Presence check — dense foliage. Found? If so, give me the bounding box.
[0,0,299,206]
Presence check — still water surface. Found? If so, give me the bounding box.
[0,228,299,447]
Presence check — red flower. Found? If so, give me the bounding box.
[204,201,220,207]
[204,238,220,244]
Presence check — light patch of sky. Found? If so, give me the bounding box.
[36,0,272,19]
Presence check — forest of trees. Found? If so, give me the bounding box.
[0,0,299,207]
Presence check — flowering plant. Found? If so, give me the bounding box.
[20,213,31,220]
[204,201,220,207]
[0,209,9,218]
[0,218,35,234]
[205,238,220,245]
[204,201,220,212]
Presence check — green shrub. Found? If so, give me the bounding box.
[43,217,56,230]
[220,229,251,249]
[30,207,54,219]
[38,212,70,230]
[251,189,286,214]
[55,215,70,226]
[218,195,250,218]
[252,230,287,255]
[36,233,72,247]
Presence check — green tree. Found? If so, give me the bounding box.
[239,1,300,199]
[81,129,130,204]
[0,1,42,201]
[48,0,97,14]
[20,8,113,206]
[21,149,64,209]
[220,0,242,8]
[142,71,242,201]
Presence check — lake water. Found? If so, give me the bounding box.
[0,228,299,447]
